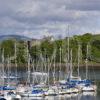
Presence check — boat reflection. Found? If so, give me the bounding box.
[22,96,44,100]
[22,92,97,100]
[82,91,97,96]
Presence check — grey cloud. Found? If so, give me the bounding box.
[0,0,100,38]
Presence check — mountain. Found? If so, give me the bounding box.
[0,35,32,41]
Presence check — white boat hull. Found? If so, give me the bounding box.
[59,89,67,95]
[82,85,97,92]
[44,89,57,96]
[21,93,44,97]
[4,95,21,100]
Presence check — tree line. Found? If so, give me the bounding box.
[0,33,100,65]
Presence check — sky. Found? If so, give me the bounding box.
[0,0,100,39]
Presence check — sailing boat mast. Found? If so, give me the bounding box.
[40,52,44,84]
[47,57,50,86]
[7,55,10,86]
[53,50,56,84]
[59,47,62,81]
[14,42,17,84]
[67,26,70,65]
[32,60,35,85]
[2,49,4,86]
[27,42,31,85]
[67,25,70,80]
[70,49,73,78]
[44,50,48,84]
[78,44,81,77]
[86,44,89,79]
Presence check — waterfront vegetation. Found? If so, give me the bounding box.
[0,33,100,68]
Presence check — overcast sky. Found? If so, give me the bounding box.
[0,0,100,38]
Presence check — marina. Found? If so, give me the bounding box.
[0,68,99,100]
[0,40,98,100]
[0,34,98,100]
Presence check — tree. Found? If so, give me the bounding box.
[1,40,15,57]
[81,33,92,59]
[17,40,26,64]
[40,40,54,58]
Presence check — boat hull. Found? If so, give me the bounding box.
[21,93,44,97]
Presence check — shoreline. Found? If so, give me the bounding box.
[1,63,100,69]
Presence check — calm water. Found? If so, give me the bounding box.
[9,68,100,100]
[22,93,99,100]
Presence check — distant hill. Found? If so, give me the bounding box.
[0,35,32,41]
[92,34,100,41]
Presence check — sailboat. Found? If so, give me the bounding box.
[65,31,80,94]
[17,42,32,93]
[3,43,21,100]
[32,51,48,88]
[20,42,45,97]
[67,49,80,94]
[44,49,58,96]
[69,44,83,88]
[58,47,69,95]
[3,63,20,100]
[59,27,71,85]
[58,47,67,85]
[57,27,80,94]
[81,44,97,92]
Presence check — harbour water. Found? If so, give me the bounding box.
[16,68,100,100]
[22,93,99,100]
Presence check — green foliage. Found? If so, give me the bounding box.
[40,40,55,57]
[81,33,92,43]
[1,40,15,57]
[16,40,26,64]
[80,33,92,59]
[0,33,100,64]
[91,40,100,62]
[30,45,41,60]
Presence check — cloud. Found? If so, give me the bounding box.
[0,0,100,38]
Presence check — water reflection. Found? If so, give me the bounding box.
[22,92,97,100]
[22,96,44,100]
[82,92,97,96]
